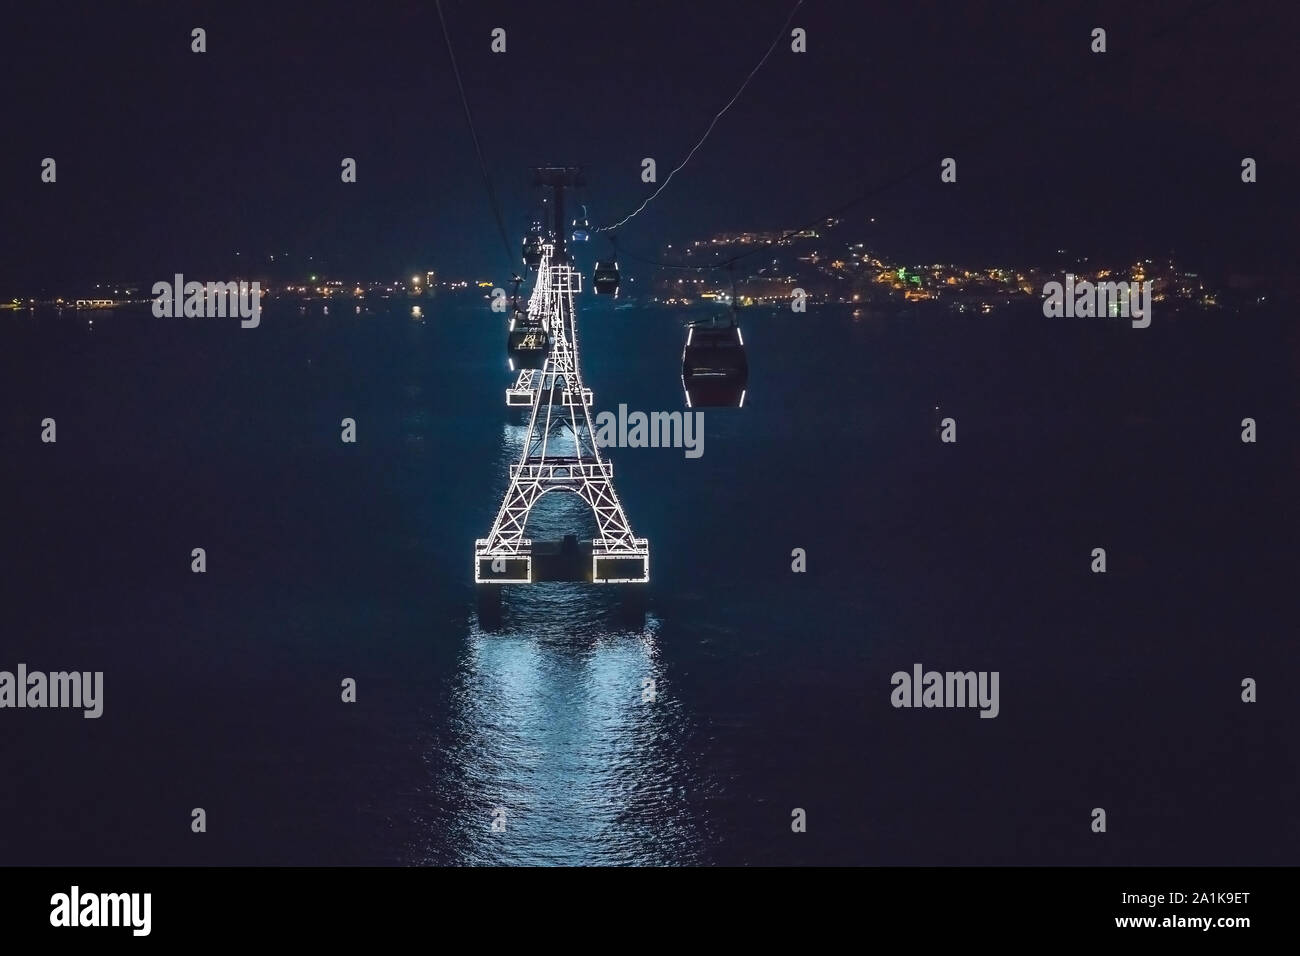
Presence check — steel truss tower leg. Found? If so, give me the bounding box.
[477,245,649,585]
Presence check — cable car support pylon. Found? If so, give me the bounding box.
[475,167,650,596]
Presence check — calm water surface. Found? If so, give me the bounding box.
[1,298,1295,865]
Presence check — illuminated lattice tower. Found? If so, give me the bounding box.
[474,169,649,589]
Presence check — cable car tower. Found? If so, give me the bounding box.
[475,167,649,596]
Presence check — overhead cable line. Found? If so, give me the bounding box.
[435,0,516,271]
[596,0,805,233]
[607,0,1223,274]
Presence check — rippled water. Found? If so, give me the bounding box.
[417,397,710,865]
[2,297,1295,866]
[417,611,708,865]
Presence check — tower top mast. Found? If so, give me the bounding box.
[533,166,585,262]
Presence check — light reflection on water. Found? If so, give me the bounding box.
[419,607,706,865]
[415,415,706,865]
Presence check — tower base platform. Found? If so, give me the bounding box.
[475,535,649,584]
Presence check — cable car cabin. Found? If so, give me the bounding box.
[507,315,549,370]
[593,261,619,295]
[571,206,590,243]
[681,321,748,408]
[522,236,543,270]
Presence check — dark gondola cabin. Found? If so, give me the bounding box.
[593,261,619,295]
[571,205,590,243]
[681,321,748,408]
[522,235,543,270]
[507,313,549,370]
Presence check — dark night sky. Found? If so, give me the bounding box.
[1,0,1296,294]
